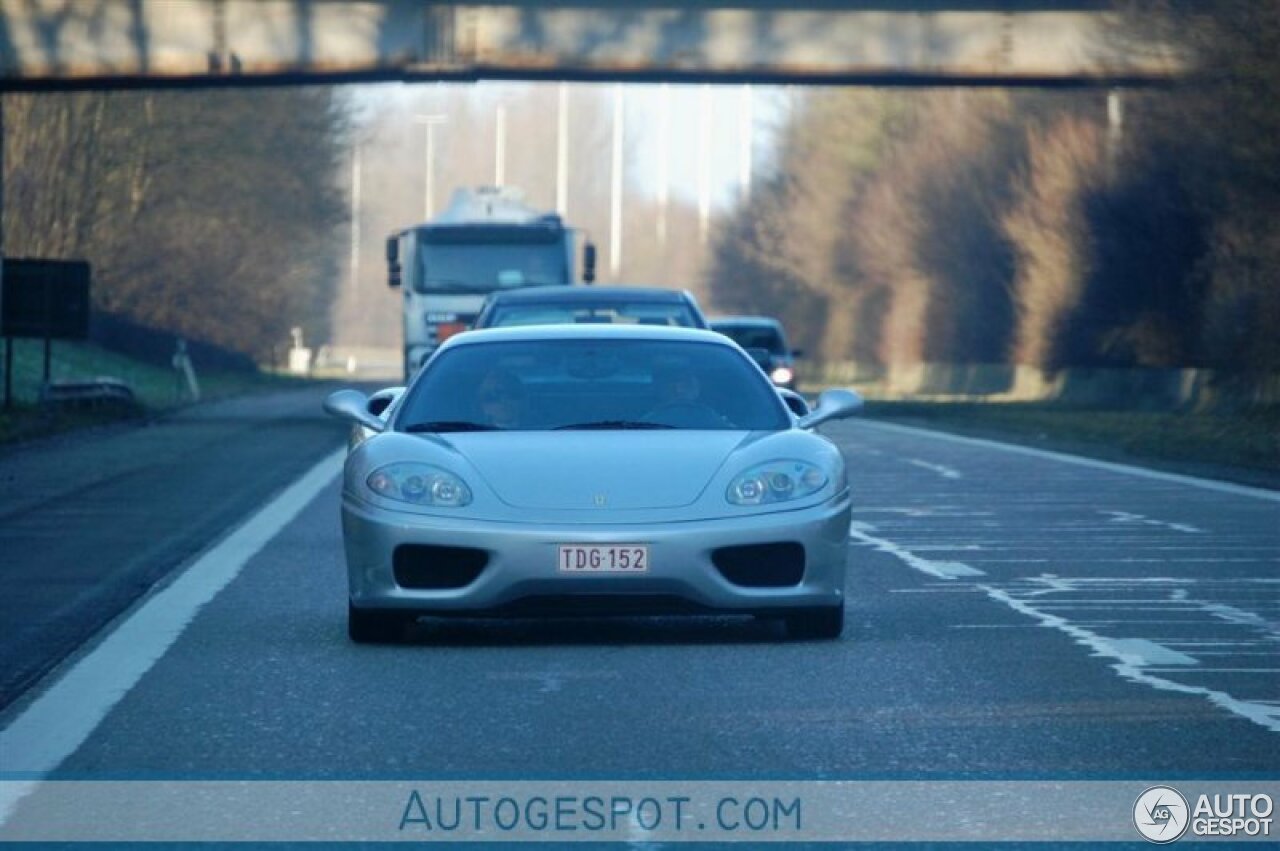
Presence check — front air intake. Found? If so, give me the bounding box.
[712,542,805,588]
[393,544,488,589]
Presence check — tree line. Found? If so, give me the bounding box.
[706,1,1280,374]
[3,87,349,363]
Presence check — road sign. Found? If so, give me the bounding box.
[1,258,91,340]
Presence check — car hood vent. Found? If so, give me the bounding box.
[446,431,747,510]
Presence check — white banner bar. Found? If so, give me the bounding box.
[0,780,1276,843]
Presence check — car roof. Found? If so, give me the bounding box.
[710,315,783,328]
[441,323,732,348]
[486,285,694,304]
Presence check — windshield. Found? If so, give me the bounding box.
[416,243,568,293]
[397,339,789,432]
[482,302,700,329]
[714,324,788,354]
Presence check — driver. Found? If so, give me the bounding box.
[652,363,702,406]
[646,362,732,428]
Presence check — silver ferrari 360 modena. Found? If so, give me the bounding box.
[324,325,861,643]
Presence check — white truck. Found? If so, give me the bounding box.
[386,186,595,379]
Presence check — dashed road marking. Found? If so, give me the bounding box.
[848,521,987,579]
[855,516,1280,732]
[980,584,1280,732]
[1103,510,1204,534]
[906,458,962,480]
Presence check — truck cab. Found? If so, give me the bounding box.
[387,186,595,379]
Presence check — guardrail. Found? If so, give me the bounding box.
[38,377,140,412]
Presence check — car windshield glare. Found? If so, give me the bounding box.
[397,339,789,432]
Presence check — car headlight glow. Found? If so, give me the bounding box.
[727,460,827,505]
[366,463,472,507]
[770,366,794,385]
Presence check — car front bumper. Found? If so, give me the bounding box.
[342,494,851,617]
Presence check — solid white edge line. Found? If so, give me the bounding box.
[850,419,1280,502]
[0,447,345,821]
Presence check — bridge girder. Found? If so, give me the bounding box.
[0,1,1183,90]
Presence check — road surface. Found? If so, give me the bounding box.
[0,396,1276,839]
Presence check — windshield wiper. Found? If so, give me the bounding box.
[553,420,676,430]
[404,421,503,433]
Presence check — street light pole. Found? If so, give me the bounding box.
[495,105,507,187]
[556,83,569,216]
[657,83,670,249]
[413,114,447,220]
[698,84,711,245]
[349,143,361,292]
[739,84,753,201]
[609,84,625,278]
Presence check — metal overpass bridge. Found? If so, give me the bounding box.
[0,1,1183,91]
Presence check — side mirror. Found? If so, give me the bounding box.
[367,386,405,418]
[324,389,386,433]
[797,388,863,430]
[582,242,597,284]
[778,388,810,418]
[386,237,401,289]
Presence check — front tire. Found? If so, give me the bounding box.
[784,605,844,640]
[348,602,409,644]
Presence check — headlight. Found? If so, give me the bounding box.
[727,460,827,505]
[366,463,472,507]
[770,366,794,385]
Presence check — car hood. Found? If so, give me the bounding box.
[445,431,750,510]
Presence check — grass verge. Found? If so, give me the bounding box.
[860,400,1280,488]
[0,338,303,445]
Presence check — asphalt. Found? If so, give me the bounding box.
[1,412,1275,783]
[0,385,350,709]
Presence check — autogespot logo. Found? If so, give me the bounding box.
[1134,786,1190,844]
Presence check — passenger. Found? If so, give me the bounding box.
[476,368,527,429]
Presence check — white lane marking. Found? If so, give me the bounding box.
[1103,510,1204,534]
[905,458,962,480]
[0,448,344,822]
[1015,576,1280,640]
[857,525,1278,730]
[1145,668,1280,674]
[980,585,1280,732]
[851,507,993,517]
[851,419,1280,502]
[848,521,987,579]
[1099,639,1198,666]
[1020,576,1280,585]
